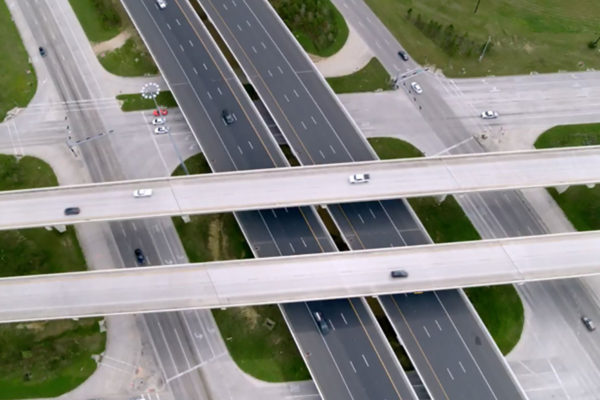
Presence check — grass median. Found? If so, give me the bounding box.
[535,123,600,232]
[171,153,310,382]
[367,137,524,354]
[364,0,600,77]
[270,0,348,57]
[326,58,391,94]
[0,155,105,398]
[116,91,177,112]
[0,0,36,121]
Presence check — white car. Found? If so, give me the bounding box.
[480,110,499,119]
[154,126,170,134]
[410,81,423,94]
[152,117,165,125]
[156,0,167,9]
[133,189,153,198]
[348,173,370,184]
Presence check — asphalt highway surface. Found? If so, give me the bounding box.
[199,0,524,398]
[123,0,416,398]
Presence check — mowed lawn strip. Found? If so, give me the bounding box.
[171,153,310,381]
[367,137,524,354]
[326,58,391,94]
[0,155,105,398]
[0,0,36,121]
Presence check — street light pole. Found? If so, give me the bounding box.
[141,83,190,175]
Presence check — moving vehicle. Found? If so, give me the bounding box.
[39,47,47,57]
[222,109,236,125]
[133,189,153,198]
[154,126,170,135]
[313,311,329,334]
[156,0,167,9]
[152,117,165,125]
[348,173,370,184]
[397,50,409,61]
[582,316,596,331]
[390,270,409,278]
[134,248,146,264]
[410,81,423,94]
[480,110,499,119]
[64,207,80,216]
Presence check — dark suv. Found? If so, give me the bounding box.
[397,50,409,61]
[313,311,329,334]
[134,248,146,265]
[39,46,47,57]
[64,207,80,216]
[222,109,235,125]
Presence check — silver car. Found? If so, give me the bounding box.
[410,81,423,94]
[156,0,167,9]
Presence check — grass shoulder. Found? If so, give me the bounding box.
[0,0,37,121]
[326,58,391,94]
[0,155,104,398]
[171,153,309,381]
[117,91,177,111]
[367,137,524,354]
[535,123,600,231]
[270,0,349,57]
[68,0,126,42]
[364,0,600,77]
[98,38,158,77]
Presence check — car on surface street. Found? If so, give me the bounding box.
[39,46,47,57]
[152,117,165,125]
[154,126,170,135]
[397,50,409,61]
[582,316,596,331]
[410,81,423,94]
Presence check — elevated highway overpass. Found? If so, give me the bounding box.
[0,230,599,323]
[1,146,598,230]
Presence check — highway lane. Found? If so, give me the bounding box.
[2,229,600,322]
[123,1,416,399]
[1,145,598,230]
[21,1,228,398]
[199,0,526,398]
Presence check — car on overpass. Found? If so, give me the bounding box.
[133,189,153,198]
[481,110,499,119]
[349,173,370,184]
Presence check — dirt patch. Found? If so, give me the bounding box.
[239,307,260,330]
[207,218,223,260]
[93,29,132,55]
[523,42,534,53]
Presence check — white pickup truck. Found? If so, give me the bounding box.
[348,173,370,184]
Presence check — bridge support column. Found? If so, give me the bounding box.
[434,194,447,204]
[554,185,570,194]
[181,215,191,223]
[587,183,596,189]
[50,225,66,233]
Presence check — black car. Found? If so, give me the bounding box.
[134,248,146,264]
[390,270,409,278]
[397,50,409,61]
[582,316,596,331]
[313,311,330,334]
[222,109,236,125]
[39,47,47,57]
[64,207,80,216]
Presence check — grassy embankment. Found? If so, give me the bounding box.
[0,155,104,399]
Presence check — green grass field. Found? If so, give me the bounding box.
[116,91,178,111]
[326,58,391,94]
[367,137,523,354]
[535,123,600,232]
[68,0,126,42]
[364,0,600,77]
[0,0,36,121]
[0,155,104,398]
[98,38,158,77]
[271,0,349,57]
[171,153,309,381]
